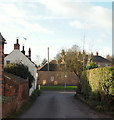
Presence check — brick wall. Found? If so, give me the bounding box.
[38,71,79,86]
[2,95,28,118]
[0,34,5,96]
[4,72,29,97]
[97,62,112,67]
[0,41,3,95]
[0,34,6,119]
[2,72,29,118]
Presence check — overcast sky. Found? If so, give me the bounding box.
[0,0,112,64]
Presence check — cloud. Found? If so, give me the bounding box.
[36,0,111,29]
[0,0,113,2]
[98,46,112,57]
[0,3,54,35]
[0,3,23,18]
[87,5,111,29]
[1,0,112,61]
[70,21,93,29]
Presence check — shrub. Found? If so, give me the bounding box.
[4,63,34,88]
[86,62,98,70]
[80,67,114,105]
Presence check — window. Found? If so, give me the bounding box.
[42,80,46,85]
[6,60,10,64]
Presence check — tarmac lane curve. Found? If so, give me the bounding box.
[19,90,113,119]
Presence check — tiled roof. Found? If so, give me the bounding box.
[0,33,6,43]
[90,56,111,63]
[38,63,58,71]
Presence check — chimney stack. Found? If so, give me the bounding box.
[14,38,20,50]
[21,45,25,55]
[96,52,99,56]
[28,48,31,60]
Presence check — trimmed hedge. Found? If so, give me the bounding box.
[80,67,114,105]
[86,62,98,70]
[4,63,34,88]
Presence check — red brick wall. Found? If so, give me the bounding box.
[38,71,79,86]
[97,62,112,67]
[2,97,18,117]
[2,95,28,118]
[18,82,29,101]
[0,41,4,95]
[4,76,29,98]
[2,74,29,118]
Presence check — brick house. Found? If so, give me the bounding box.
[90,52,112,67]
[38,60,79,86]
[0,33,6,95]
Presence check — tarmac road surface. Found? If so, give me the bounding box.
[20,90,113,119]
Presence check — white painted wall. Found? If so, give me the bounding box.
[4,49,38,96]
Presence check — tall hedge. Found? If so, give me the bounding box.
[80,67,114,104]
[4,63,34,88]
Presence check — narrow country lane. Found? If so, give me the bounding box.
[20,91,112,119]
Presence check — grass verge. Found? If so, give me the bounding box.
[40,85,77,90]
[5,89,41,118]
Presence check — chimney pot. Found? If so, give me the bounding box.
[28,48,31,60]
[21,45,25,55]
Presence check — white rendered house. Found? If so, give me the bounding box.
[4,38,38,96]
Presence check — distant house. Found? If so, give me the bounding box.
[90,52,112,67]
[0,33,6,95]
[38,60,79,86]
[4,38,38,95]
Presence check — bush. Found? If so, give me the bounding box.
[86,62,98,70]
[4,63,34,88]
[80,67,114,105]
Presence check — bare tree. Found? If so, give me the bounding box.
[55,45,89,78]
[41,58,48,65]
[34,55,41,67]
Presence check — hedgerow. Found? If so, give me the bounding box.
[80,67,114,105]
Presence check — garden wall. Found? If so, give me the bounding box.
[2,72,29,118]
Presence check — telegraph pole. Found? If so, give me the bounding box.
[83,25,86,71]
[48,47,49,71]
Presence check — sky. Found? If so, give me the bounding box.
[0,0,113,65]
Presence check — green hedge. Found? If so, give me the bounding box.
[4,63,34,88]
[86,62,98,70]
[80,67,114,104]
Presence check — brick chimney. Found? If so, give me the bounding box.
[61,50,65,64]
[28,48,31,60]
[14,38,20,50]
[96,52,99,56]
[21,45,25,55]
